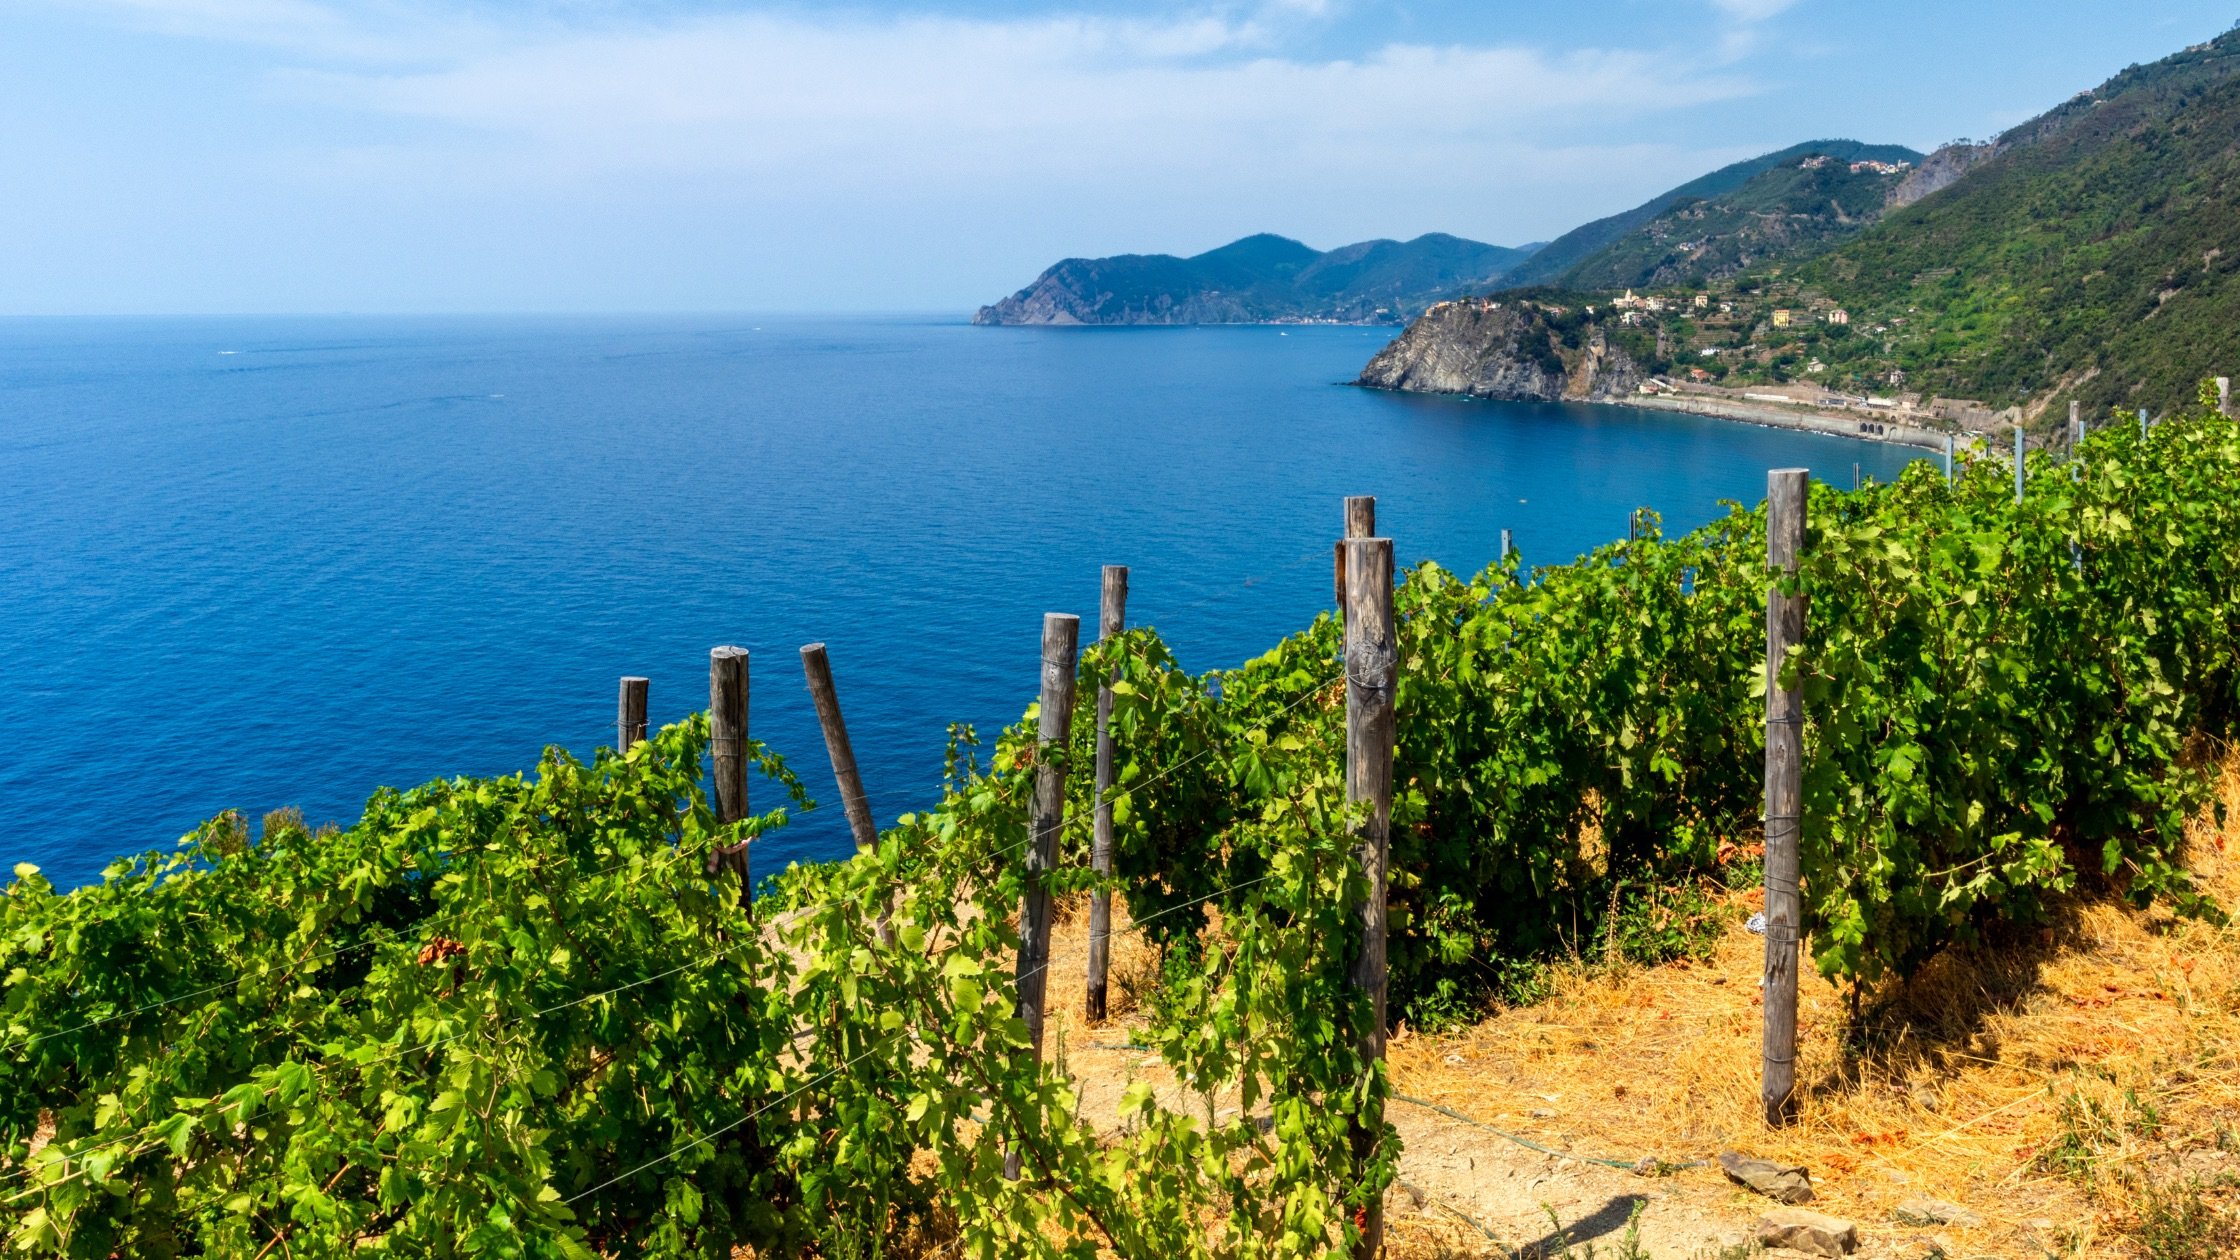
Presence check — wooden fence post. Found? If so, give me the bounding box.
[706,649,751,907]
[1944,434,1955,484]
[2070,399,2081,438]
[1339,495,1375,634]
[800,644,876,853]
[1008,612,1081,1181]
[2014,427,2026,504]
[1762,469,1808,1128]
[1086,566,1129,1025]
[2219,377,2231,416]
[1500,528,1513,564]
[618,677,649,753]
[1347,495,1376,541]
[1345,535,1397,1259]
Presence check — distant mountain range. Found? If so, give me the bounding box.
[972,233,1538,326]
[972,140,1922,328]
[1359,24,2240,427]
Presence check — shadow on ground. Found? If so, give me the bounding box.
[1797,895,2092,1106]
[1516,1193,1648,1257]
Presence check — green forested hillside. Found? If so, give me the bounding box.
[1561,158,1907,291]
[1796,30,2240,420]
[1383,28,2240,423]
[1500,140,1922,288]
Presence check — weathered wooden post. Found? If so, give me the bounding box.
[800,644,876,853]
[1852,462,1860,493]
[1347,496,1376,541]
[2070,399,2081,438]
[1944,433,1955,485]
[2219,377,2231,416]
[1086,566,1128,1024]
[1762,469,1808,1127]
[2014,427,2026,503]
[1008,612,1081,1181]
[1339,495,1375,633]
[710,649,749,822]
[1345,534,1398,1259]
[706,648,751,907]
[618,677,649,753]
[1499,528,1513,564]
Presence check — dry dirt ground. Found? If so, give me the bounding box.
[1022,755,2240,1259]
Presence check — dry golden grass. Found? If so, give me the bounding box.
[1381,751,2240,1258]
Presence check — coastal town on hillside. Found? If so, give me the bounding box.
[1426,267,2017,445]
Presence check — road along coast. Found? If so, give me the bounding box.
[1616,391,1952,453]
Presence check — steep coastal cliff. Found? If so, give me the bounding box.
[1355,300,1645,401]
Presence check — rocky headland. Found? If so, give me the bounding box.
[1353,296,1957,450]
[1354,299,1645,402]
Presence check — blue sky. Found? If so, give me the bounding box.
[4,1,2234,313]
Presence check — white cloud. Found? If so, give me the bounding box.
[17,1,1780,309]
[1707,0,1800,21]
[53,1,1765,205]
[249,8,1755,200]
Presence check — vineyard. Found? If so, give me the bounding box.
[6,386,2240,1257]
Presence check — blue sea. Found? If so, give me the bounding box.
[0,316,1924,886]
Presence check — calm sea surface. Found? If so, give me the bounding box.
[0,316,1923,886]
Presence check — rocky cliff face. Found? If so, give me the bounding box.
[1354,301,1646,402]
[1888,141,1999,208]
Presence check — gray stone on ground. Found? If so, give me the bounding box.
[1719,1150,1815,1203]
[1893,1196,1981,1227]
[1757,1207,1860,1256]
